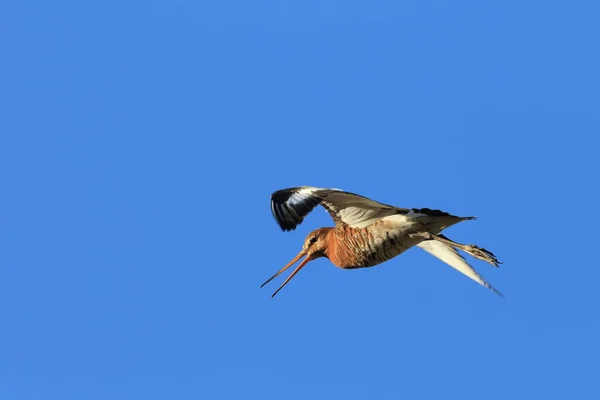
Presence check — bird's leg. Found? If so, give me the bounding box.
[419,232,502,267]
[409,231,434,240]
[433,234,501,267]
[410,232,501,267]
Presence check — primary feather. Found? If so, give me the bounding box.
[271,186,408,230]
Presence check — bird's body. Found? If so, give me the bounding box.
[312,216,440,269]
[263,186,502,297]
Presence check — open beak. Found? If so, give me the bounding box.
[261,249,313,298]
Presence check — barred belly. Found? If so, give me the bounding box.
[361,226,413,267]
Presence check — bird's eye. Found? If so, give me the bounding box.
[309,237,318,244]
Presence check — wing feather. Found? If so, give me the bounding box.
[270,186,408,231]
[417,240,503,297]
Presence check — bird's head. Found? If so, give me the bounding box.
[302,227,331,258]
[261,227,332,297]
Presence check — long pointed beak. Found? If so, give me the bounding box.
[260,250,305,288]
[260,249,313,297]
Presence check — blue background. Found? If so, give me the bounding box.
[1,1,599,399]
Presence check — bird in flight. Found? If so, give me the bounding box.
[262,186,502,298]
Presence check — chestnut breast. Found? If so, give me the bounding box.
[326,216,423,269]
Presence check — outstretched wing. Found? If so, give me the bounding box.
[416,240,503,297]
[271,186,408,231]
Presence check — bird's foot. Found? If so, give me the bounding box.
[465,245,502,267]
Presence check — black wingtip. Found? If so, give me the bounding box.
[270,187,323,232]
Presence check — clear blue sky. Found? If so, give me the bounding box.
[1,1,599,399]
